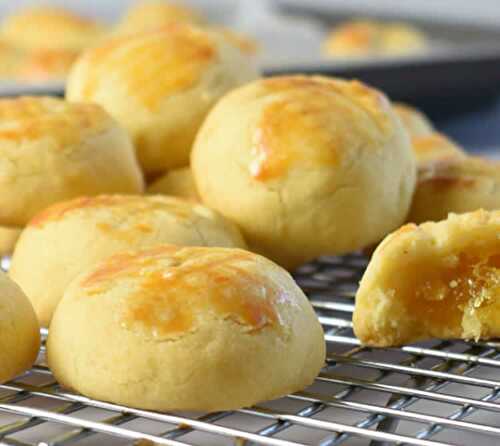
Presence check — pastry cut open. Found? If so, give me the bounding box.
[353,210,500,346]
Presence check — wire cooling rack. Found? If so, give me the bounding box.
[2,253,500,446]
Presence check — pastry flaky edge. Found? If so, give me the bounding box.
[353,209,500,347]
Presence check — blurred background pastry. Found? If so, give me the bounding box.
[0,271,40,383]
[408,156,500,223]
[192,75,416,269]
[66,24,260,177]
[411,132,466,163]
[48,245,325,411]
[10,194,246,326]
[393,102,434,137]
[0,96,143,228]
[114,0,204,35]
[0,5,105,52]
[16,49,80,82]
[147,167,200,201]
[323,19,428,58]
[0,226,22,256]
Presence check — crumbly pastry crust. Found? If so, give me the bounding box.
[354,210,500,346]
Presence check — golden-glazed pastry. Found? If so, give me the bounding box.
[0,226,21,256]
[0,40,23,79]
[353,210,500,346]
[66,24,259,176]
[115,0,203,35]
[191,75,416,269]
[0,271,40,383]
[10,195,246,327]
[47,246,325,411]
[323,19,427,58]
[393,102,434,137]
[17,49,79,82]
[411,133,466,163]
[0,97,144,227]
[146,167,199,201]
[408,156,500,224]
[1,6,104,51]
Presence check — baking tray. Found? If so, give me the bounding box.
[261,5,500,113]
[2,253,500,445]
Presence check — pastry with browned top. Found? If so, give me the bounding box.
[10,195,246,326]
[323,19,428,58]
[191,75,416,269]
[66,24,259,176]
[0,271,40,383]
[0,96,143,228]
[408,156,500,223]
[1,6,104,51]
[47,246,325,411]
[354,210,500,346]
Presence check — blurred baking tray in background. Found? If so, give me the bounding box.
[260,3,500,117]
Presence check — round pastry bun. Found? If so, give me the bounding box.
[408,156,500,224]
[47,245,325,411]
[0,6,104,51]
[0,96,144,227]
[0,271,40,383]
[0,226,21,256]
[66,24,260,176]
[115,0,203,35]
[10,194,246,327]
[191,75,416,269]
[147,167,199,201]
[0,40,23,79]
[17,49,79,82]
[323,19,427,58]
[411,133,466,163]
[393,102,434,137]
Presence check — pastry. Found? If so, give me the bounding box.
[17,49,79,82]
[0,96,144,227]
[393,102,434,137]
[146,167,199,201]
[115,0,203,35]
[0,226,21,256]
[191,75,416,269]
[66,24,259,176]
[323,19,427,58]
[1,6,104,51]
[0,271,40,383]
[408,156,500,223]
[411,133,466,163]
[47,246,325,411]
[10,194,246,326]
[353,210,500,346]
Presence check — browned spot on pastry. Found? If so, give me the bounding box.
[250,77,392,180]
[19,49,79,81]
[0,97,109,147]
[29,195,195,228]
[81,24,216,111]
[81,247,287,336]
[419,175,477,190]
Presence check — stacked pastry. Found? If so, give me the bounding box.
[3,4,500,412]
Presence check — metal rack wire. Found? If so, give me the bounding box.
[2,252,500,445]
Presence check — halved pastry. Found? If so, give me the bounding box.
[353,210,500,346]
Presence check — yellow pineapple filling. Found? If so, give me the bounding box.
[388,249,500,338]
